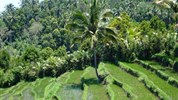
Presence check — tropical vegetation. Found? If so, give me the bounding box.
[0,0,178,99]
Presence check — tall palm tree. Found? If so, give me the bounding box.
[66,0,117,80]
[154,0,178,41]
[154,0,178,20]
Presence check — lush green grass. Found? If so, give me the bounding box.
[56,72,71,84]
[58,84,83,100]
[21,87,35,100]
[143,60,168,70]
[0,81,30,100]
[2,62,178,100]
[33,77,53,99]
[82,67,109,100]
[67,70,84,84]
[44,80,60,99]
[11,82,30,99]
[143,60,178,80]
[56,70,84,100]
[102,63,157,100]
[121,62,178,100]
[99,64,129,100]
[109,83,129,100]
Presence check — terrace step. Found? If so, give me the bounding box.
[33,77,53,99]
[81,67,109,100]
[101,63,157,100]
[55,70,84,100]
[143,60,178,80]
[120,62,178,100]
[108,83,129,100]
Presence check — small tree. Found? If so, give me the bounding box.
[22,45,40,62]
[0,49,10,70]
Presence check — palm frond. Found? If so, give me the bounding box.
[100,9,114,18]
[97,27,118,44]
[154,0,178,11]
[99,27,118,36]
[73,11,89,25]
[106,34,118,44]
[73,35,83,43]
[65,23,85,31]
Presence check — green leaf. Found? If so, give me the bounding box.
[73,11,89,25]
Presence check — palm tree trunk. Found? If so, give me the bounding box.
[93,43,100,80]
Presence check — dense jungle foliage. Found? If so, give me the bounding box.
[0,0,178,88]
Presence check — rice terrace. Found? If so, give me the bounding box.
[0,0,178,100]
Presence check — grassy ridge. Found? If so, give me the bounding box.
[136,60,178,87]
[81,67,109,100]
[102,63,157,100]
[0,81,30,100]
[56,70,84,100]
[67,70,84,84]
[121,62,178,100]
[106,76,129,100]
[33,78,53,99]
[99,64,130,100]
[12,82,30,99]
[143,60,178,80]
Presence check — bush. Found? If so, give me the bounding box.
[173,61,178,72]
[22,46,40,62]
[0,70,15,87]
[168,77,178,87]
[53,45,67,57]
[22,65,39,81]
[152,52,173,67]
[40,47,53,60]
[174,44,178,57]
[64,50,90,70]
[0,49,10,70]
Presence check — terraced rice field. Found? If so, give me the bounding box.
[120,62,178,100]
[100,63,157,100]
[82,67,109,100]
[108,83,128,100]
[143,60,178,80]
[0,61,178,100]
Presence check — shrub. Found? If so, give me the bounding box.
[38,57,66,77]
[174,44,178,57]
[0,49,10,70]
[0,70,15,87]
[22,65,38,81]
[0,70,4,87]
[150,16,166,31]
[11,66,23,83]
[40,47,53,60]
[22,46,40,62]
[53,45,67,57]
[64,50,90,70]
[152,52,173,67]
[173,61,178,72]
[168,77,178,87]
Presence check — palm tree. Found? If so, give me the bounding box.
[154,0,178,41]
[154,0,178,20]
[66,0,117,80]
